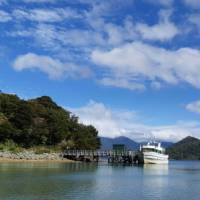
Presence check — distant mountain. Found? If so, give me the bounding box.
[160,141,174,148]
[101,135,200,160]
[167,136,200,160]
[100,137,114,150]
[100,136,174,150]
[100,136,140,150]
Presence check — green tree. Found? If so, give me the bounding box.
[0,93,101,149]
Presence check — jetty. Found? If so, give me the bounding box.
[63,150,143,164]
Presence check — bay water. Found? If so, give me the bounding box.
[0,161,199,200]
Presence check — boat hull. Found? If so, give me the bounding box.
[143,152,168,164]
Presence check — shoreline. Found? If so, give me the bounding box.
[0,151,75,163]
[0,157,75,163]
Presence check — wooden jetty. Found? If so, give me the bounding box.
[63,150,144,164]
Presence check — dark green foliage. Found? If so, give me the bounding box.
[0,93,100,150]
[167,136,200,160]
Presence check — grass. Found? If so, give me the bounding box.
[29,145,62,154]
[0,140,62,154]
[0,140,23,153]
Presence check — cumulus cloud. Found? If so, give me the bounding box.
[103,17,137,46]
[1,0,200,93]
[13,53,91,79]
[13,8,80,23]
[71,101,128,138]
[186,100,200,115]
[184,0,200,9]
[0,0,6,5]
[23,0,55,3]
[0,10,12,22]
[71,100,200,142]
[150,122,200,142]
[91,42,200,90]
[145,0,173,6]
[136,9,179,41]
[99,77,146,91]
[188,14,200,30]
[10,23,106,54]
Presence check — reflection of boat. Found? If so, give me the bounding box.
[141,142,169,164]
[143,163,169,171]
[143,164,169,175]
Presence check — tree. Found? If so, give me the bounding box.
[0,93,101,149]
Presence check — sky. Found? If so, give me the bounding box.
[1,0,200,142]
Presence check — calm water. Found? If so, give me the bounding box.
[0,161,200,200]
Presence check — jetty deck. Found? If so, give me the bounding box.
[63,150,144,164]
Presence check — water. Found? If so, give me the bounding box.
[0,161,200,200]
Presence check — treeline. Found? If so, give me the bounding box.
[0,93,100,150]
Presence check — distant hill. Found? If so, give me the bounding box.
[101,136,174,150]
[160,141,174,148]
[100,136,140,150]
[167,136,200,160]
[101,135,200,160]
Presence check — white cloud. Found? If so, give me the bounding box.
[151,81,162,90]
[99,77,146,91]
[145,0,173,6]
[83,0,135,18]
[91,41,200,90]
[13,53,91,79]
[3,0,200,93]
[188,14,200,30]
[0,10,12,22]
[186,100,200,115]
[85,2,137,46]
[13,8,80,23]
[10,23,106,53]
[71,101,128,138]
[150,122,200,142]
[184,0,200,9]
[0,0,6,5]
[136,9,179,41]
[23,0,55,3]
[71,100,200,142]
[104,17,137,46]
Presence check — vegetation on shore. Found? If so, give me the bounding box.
[167,136,200,160]
[0,93,100,151]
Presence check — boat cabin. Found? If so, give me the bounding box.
[141,142,165,154]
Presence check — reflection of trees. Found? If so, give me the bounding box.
[0,163,98,200]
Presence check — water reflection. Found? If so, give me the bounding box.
[143,164,169,175]
[141,164,169,199]
[0,162,98,200]
[0,161,199,200]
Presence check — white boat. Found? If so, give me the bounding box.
[141,142,169,164]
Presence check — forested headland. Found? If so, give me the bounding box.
[167,136,200,160]
[0,92,100,151]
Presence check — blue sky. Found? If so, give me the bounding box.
[1,0,200,141]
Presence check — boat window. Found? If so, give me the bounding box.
[142,148,162,154]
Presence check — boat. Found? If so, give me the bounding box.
[141,142,169,164]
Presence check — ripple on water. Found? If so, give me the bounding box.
[0,161,200,200]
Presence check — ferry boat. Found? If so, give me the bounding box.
[141,142,169,164]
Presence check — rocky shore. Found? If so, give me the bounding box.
[0,151,72,162]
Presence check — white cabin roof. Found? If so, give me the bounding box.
[142,142,165,151]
